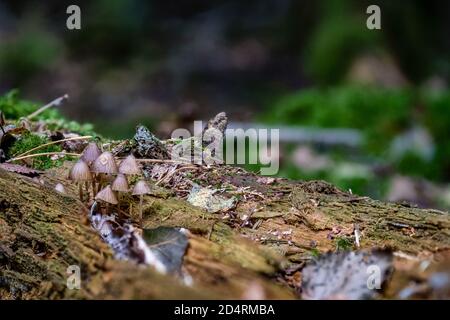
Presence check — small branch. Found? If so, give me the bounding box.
[26,94,69,120]
[354,223,361,248]
[155,165,198,186]
[136,158,194,164]
[15,135,92,158]
[8,152,80,162]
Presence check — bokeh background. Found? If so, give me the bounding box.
[1,0,450,209]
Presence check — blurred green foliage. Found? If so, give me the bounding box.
[0,90,59,120]
[0,27,61,83]
[67,0,149,65]
[0,90,96,136]
[259,85,450,197]
[305,16,379,85]
[265,85,412,152]
[422,90,450,180]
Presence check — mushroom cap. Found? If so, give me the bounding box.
[112,174,129,192]
[95,185,118,204]
[81,142,101,164]
[92,151,118,174]
[119,154,141,175]
[54,183,66,193]
[69,160,93,182]
[132,180,151,195]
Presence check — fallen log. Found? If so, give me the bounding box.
[0,161,449,299]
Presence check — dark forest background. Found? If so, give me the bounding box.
[1,0,449,208]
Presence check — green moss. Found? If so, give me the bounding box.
[0,90,60,120]
[0,90,97,137]
[7,133,72,170]
[309,248,320,258]
[45,119,97,137]
[335,236,353,251]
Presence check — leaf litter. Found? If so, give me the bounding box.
[187,184,236,213]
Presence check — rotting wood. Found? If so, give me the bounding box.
[0,161,449,299]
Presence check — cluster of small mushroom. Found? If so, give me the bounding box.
[68,142,151,220]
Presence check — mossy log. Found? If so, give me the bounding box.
[0,162,449,299]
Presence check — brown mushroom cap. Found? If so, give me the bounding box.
[132,180,151,195]
[92,151,118,174]
[54,183,66,193]
[112,174,129,192]
[81,142,101,164]
[69,160,93,182]
[119,154,141,175]
[95,185,118,204]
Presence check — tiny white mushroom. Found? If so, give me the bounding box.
[54,183,66,194]
[69,159,93,201]
[132,180,151,223]
[95,185,118,213]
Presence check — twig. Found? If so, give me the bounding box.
[8,152,80,162]
[26,94,69,120]
[354,223,361,248]
[14,135,92,158]
[393,251,420,261]
[207,222,216,240]
[136,158,194,164]
[227,186,266,200]
[156,165,198,186]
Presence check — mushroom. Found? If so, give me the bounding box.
[81,142,102,194]
[112,174,129,192]
[92,151,118,191]
[95,185,118,213]
[132,180,151,223]
[81,142,101,165]
[112,174,129,209]
[69,159,93,201]
[119,154,141,175]
[54,183,66,194]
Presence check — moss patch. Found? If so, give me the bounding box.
[7,133,71,170]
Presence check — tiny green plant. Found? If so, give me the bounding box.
[335,236,353,251]
[309,248,320,258]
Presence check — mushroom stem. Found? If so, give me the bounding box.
[96,175,102,193]
[139,195,143,224]
[117,193,121,211]
[92,178,96,199]
[85,181,90,201]
[78,184,83,202]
